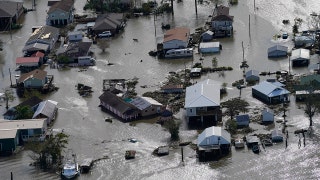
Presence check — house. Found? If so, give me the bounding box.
[16,57,42,69]
[56,41,92,63]
[291,48,310,67]
[246,135,259,148]
[184,79,222,128]
[92,13,126,35]
[160,84,184,94]
[129,96,162,117]
[293,74,320,101]
[24,25,59,55]
[197,126,231,161]
[267,45,288,58]
[245,70,260,82]
[67,31,83,42]
[201,30,214,42]
[0,129,19,155]
[163,27,190,50]
[99,91,139,121]
[46,0,74,26]
[32,100,58,125]
[3,96,43,120]
[0,119,47,142]
[199,42,220,53]
[271,129,284,142]
[235,114,250,127]
[252,80,290,104]
[0,1,24,31]
[211,5,234,37]
[17,69,48,88]
[294,35,315,48]
[190,68,202,77]
[261,108,274,124]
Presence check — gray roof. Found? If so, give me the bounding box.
[191,68,201,73]
[262,108,274,115]
[25,25,59,45]
[23,43,49,52]
[93,13,124,31]
[199,42,220,48]
[236,114,249,122]
[267,45,288,53]
[0,119,46,130]
[291,48,310,61]
[129,96,162,110]
[185,79,221,108]
[252,81,290,98]
[0,1,23,18]
[245,70,259,78]
[32,100,58,119]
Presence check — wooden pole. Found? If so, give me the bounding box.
[154,12,156,37]
[171,0,174,15]
[181,147,184,162]
[195,0,198,16]
[249,15,251,38]
[9,68,12,87]
[254,0,256,11]
[11,172,13,180]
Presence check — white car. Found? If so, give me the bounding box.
[98,31,112,38]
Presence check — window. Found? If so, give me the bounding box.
[190,109,192,113]
[152,108,154,111]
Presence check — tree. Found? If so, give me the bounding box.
[16,105,34,119]
[225,119,237,134]
[3,88,15,109]
[212,57,218,68]
[221,98,249,119]
[23,89,42,99]
[28,132,68,170]
[293,18,302,36]
[304,91,320,127]
[164,120,180,141]
[97,39,110,53]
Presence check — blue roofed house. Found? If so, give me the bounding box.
[211,5,233,37]
[245,70,260,82]
[17,69,48,89]
[184,79,222,128]
[201,30,214,42]
[252,81,290,104]
[267,45,288,58]
[261,108,274,124]
[46,0,74,26]
[197,126,231,161]
[235,114,250,128]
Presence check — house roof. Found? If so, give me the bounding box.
[201,30,214,36]
[236,114,250,122]
[0,1,23,18]
[271,129,283,138]
[0,129,18,139]
[163,27,190,43]
[191,68,201,73]
[262,108,274,115]
[267,45,288,53]
[212,5,234,21]
[59,42,92,58]
[197,126,231,146]
[99,91,139,115]
[185,79,221,108]
[32,100,58,119]
[300,74,320,85]
[291,48,310,60]
[18,69,47,83]
[199,42,220,48]
[129,97,162,111]
[245,70,259,78]
[31,51,45,58]
[16,57,40,65]
[252,81,290,98]
[93,13,124,31]
[23,43,49,52]
[161,84,184,90]
[47,0,74,14]
[0,119,46,130]
[26,25,59,45]
[19,96,43,108]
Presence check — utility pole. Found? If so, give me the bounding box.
[171,0,174,15]
[9,68,12,87]
[195,0,198,16]
[249,15,251,38]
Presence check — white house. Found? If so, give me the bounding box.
[163,27,190,50]
[291,48,310,67]
[199,42,220,53]
[197,126,231,147]
[46,0,74,26]
[184,79,221,127]
[68,31,83,42]
[262,108,274,123]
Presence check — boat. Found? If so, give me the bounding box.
[80,158,93,174]
[262,138,273,146]
[128,138,137,143]
[164,48,193,58]
[234,138,245,148]
[61,153,80,179]
[125,150,136,160]
[252,145,260,154]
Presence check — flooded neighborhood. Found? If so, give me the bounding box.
[0,0,320,179]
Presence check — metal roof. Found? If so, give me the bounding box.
[185,79,221,108]
[199,42,220,48]
[0,1,23,18]
[0,119,46,130]
[0,129,18,139]
[291,48,310,61]
[32,100,58,119]
[245,70,259,78]
[267,45,288,53]
[252,81,290,98]
[197,126,231,146]
[129,97,162,110]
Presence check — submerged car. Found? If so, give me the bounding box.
[98,31,112,38]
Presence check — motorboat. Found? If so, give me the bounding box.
[61,153,80,179]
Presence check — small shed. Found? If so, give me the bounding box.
[199,42,220,53]
[262,108,274,123]
[201,30,214,42]
[68,31,83,42]
[246,135,259,148]
[271,129,284,142]
[190,68,202,77]
[267,45,288,58]
[236,114,250,127]
[291,48,310,67]
[245,70,260,82]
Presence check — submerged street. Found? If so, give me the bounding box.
[0,0,320,179]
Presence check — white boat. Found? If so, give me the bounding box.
[61,153,80,179]
[234,138,245,148]
[164,48,193,58]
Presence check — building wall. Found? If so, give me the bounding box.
[47,9,73,26]
[0,137,18,154]
[24,78,45,88]
[268,50,287,57]
[163,39,188,50]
